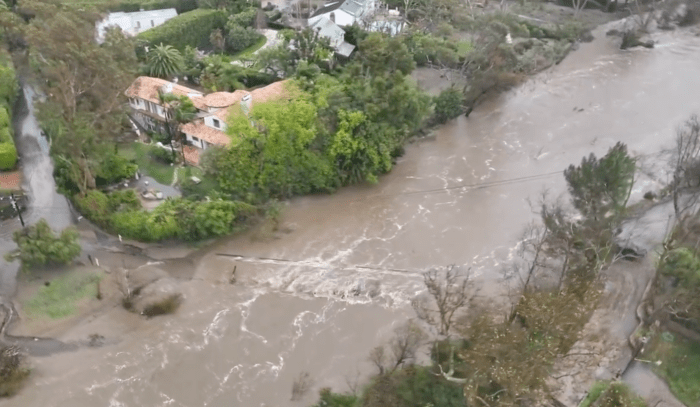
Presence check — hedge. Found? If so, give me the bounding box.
[137,9,228,51]
[0,54,17,112]
[107,0,197,14]
[0,142,18,170]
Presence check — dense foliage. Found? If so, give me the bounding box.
[75,189,255,242]
[0,141,17,170]
[0,51,17,170]
[107,0,197,13]
[433,87,465,124]
[137,9,227,51]
[146,44,184,78]
[4,219,81,271]
[211,68,429,203]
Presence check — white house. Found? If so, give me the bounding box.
[126,77,290,165]
[96,8,178,43]
[309,17,356,57]
[307,0,377,27]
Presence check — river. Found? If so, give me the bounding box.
[2,22,700,407]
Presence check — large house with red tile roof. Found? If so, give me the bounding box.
[125,77,290,165]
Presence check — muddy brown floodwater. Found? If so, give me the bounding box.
[2,22,700,407]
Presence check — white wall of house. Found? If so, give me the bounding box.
[96,8,177,43]
[204,115,227,132]
[185,134,204,149]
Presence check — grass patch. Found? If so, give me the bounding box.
[580,381,646,407]
[229,35,267,60]
[118,142,175,185]
[25,270,103,319]
[648,334,700,407]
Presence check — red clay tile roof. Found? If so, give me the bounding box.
[213,81,292,121]
[202,91,246,108]
[180,120,232,146]
[125,76,203,105]
[183,145,201,166]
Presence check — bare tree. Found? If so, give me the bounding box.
[572,0,591,17]
[387,320,426,371]
[368,320,426,375]
[413,265,474,337]
[368,345,387,375]
[669,115,700,224]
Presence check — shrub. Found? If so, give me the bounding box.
[0,106,9,130]
[137,9,228,51]
[75,190,111,224]
[142,293,182,317]
[148,145,176,164]
[109,210,151,240]
[0,59,17,111]
[108,0,198,14]
[226,26,264,53]
[433,87,465,124]
[0,142,18,170]
[4,219,81,271]
[0,127,11,144]
[0,346,30,398]
[227,7,257,28]
[107,189,142,212]
[96,154,138,186]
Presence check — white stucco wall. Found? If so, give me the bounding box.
[204,115,227,132]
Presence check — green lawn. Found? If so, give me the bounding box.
[25,269,102,319]
[649,333,700,407]
[119,142,175,185]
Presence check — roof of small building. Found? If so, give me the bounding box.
[180,121,232,146]
[335,41,356,57]
[340,0,363,16]
[125,76,203,106]
[309,1,344,18]
[310,16,346,39]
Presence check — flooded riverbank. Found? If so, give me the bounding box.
[2,21,700,407]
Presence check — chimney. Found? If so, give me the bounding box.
[161,82,173,94]
[241,94,252,115]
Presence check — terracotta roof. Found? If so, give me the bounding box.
[125,76,203,105]
[183,145,201,166]
[202,91,246,108]
[180,120,232,146]
[213,80,291,121]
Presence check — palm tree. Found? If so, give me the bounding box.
[146,44,184,78]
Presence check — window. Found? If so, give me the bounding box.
[212,119,220,128]
[192,136,200,142]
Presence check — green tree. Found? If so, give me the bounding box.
[357,33,416,76]
[433,87,464,124]
[146,43,184,78]
[225,25,262,53]
[5,219,81,271]
[217,97,335,201]
[564,142,635,224]
[27,6,137,193]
